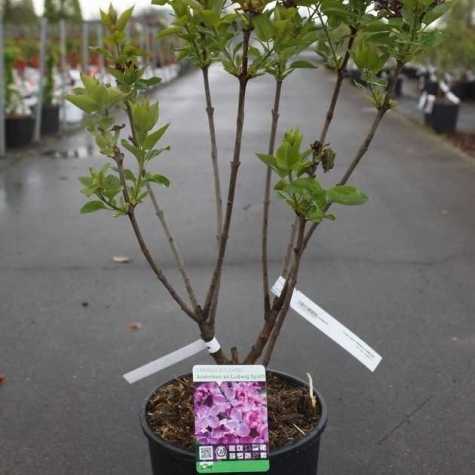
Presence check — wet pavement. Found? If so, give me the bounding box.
[1,66,475,475]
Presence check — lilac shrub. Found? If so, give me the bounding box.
[194,382,269,445]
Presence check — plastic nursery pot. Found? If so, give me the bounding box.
[141,370,328,475]
[393,77,403,98]
[451,81,468,102]
[41,104,60,135]
[429,102,459,134]
[5,115,35,148]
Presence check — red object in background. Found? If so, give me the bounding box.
[15,59,27,72]
[29,56,39,68]
[68,52,80,68]
[90,53,100,66]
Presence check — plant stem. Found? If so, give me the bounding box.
[126,208,198,321]
[117,162,196,320]
[124,100,201,315]
[262,217,306,365]
[202,27,252,317]
[262,78,283,317]
[146,184,201,315]
[244,217,306,364]
[281,217,297,278]
[319,28,357,145]
[202,65,223,241]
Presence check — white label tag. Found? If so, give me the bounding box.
[272,277,382,372]
[123,339,207,384]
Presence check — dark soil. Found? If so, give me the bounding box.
[145,373,321,451]
[448,132,475,158]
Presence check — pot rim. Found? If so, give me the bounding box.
[140,369,328,460]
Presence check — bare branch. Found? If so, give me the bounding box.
[319,28,357,145]
[262,78,283,317]
[281,217,298,279]
[146,184,201,315]
[262,217,306,365]
[202,65,223,241]
[202,27,253,317]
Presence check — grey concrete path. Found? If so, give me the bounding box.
[1,65,474,475]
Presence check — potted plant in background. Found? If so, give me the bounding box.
[4,45,35,148]
[41,50,61,135]
[419,40,461,134]
[68,1,450,473]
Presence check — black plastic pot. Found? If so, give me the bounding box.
[5,115,35,148]
[141,370,328,475]
[467,80,475,101]
[393,76,403,98]
[428,102,459,134]
[41,104,60,135]
[401,64,419,79]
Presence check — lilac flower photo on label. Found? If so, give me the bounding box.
[194,381,269,445]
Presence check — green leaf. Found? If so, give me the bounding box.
[328,185,368,205]
[146,174,170,187]
[137,77,162,89]
[117,6,134,31]
[290,60,318,69]
[144,124,170,149]
[253,13,273,42]
[66,94,97,113]
[121,139,141,159]
[201,9,220,27]
[80,201,108,214]
[423,2,449,25]
[123,169,136,181]
[79,176,92,187]
[157,26,181,39]
[256,153,275,168]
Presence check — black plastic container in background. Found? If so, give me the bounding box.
[41,104,60,135]
[451,81,468,102]
[141,371,328,475]
[429,102,459,134]
[467,80,475,101]
[393,76,403,98]
[5,115,35,148]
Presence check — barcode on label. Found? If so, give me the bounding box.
[199,446,214,461]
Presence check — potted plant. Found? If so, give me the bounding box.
[41,50,61,135]
[68,1,449,474]
[4,46,35,148]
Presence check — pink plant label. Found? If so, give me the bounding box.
[193,365,270,473]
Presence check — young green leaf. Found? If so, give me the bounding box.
[328,185,368,205]
[80,201,108,214]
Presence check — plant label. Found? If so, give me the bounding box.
[193,365,270,473]
[272,277,382,372]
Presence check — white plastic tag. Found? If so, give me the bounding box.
[272,277,382,372]
[205,337,221,354]
[123,339,207,384]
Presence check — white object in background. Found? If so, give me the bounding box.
[418,91,427,110]
[63,101,83,123]
[424,94,436,114]
[446,91,460,105]
[272,277,382,372]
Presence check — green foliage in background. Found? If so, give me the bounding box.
[44,0,82,22]
[2,0,37,24]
